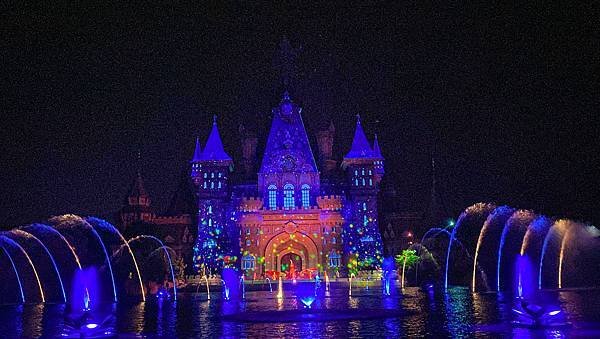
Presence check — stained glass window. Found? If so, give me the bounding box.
[301,184,310,208]
[284,183,295,209]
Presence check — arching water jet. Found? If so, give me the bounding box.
[50,215,118,302]
[9,230,67,302]
[471,206,514,292]
[496,210,534,292]
[0,243,25,303]
[128,235,177,301]
[0,235,45,302]
[445,203,495,289]
[558,222,575,289]
[86,217,146,301]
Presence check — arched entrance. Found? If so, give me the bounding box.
[263,231,319,273]
[280,252,302,273]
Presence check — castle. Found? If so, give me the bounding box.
[116,39,449,277]
[119,90,386,277]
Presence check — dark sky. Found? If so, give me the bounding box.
[1,3,598,229]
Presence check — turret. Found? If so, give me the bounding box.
[119,171,154,231]
[190,115,233,199]
[341,115,383,192]
[190,116,234,273]
[341,114,384,269]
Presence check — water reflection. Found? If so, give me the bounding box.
[0,287,599,337]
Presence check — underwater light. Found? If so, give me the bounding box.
[85,323,98,329]
[299,296,315,308]
[548,310,561,316]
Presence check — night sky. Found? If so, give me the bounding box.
[1,3,598,229]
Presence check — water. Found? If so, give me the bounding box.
[2,285,600,338]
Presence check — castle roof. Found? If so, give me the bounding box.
[259,91,318,173]
[372,134,383,158]
[191,137,203,162]
[344,115,374,159]
[200,116,232,161]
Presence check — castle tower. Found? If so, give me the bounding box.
[190,116,235,273]
[341,115,384,269]
[118,171,154,231]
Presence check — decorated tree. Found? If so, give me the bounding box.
[395,249,420,288]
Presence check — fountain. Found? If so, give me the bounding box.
[471,206,515,292]
[0,207,598,337]
[221,279,230,301]
[204,275,211,300]
[0,241,25,303]
[50,215,118,302]
[240,275,246,299]
[86,217,146,301]
[0,235,45,302]
[276,276,283,299]
[128,235,177,301]
[61,267,116,338]
[511,255,570,328]
[444,203,496,289]
[8,229,67,302]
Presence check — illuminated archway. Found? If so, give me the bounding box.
[264,231,319,272]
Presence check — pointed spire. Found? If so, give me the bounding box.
[372,134,382,158]
[191,137,203,162]
[201,115,232,161]
[345,114,374,158]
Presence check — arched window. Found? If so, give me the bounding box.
[218,181,222,189]
[331,237,337,244]
[329,252,341,268]
[301,184,310,208]
[369,178,373,186]
[284,183,295,209]
[210,182,214,189]
[242,255,256,270]
[362,178,366,186]
[268,184,277,209]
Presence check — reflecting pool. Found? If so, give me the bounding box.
[1,284,600,338]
